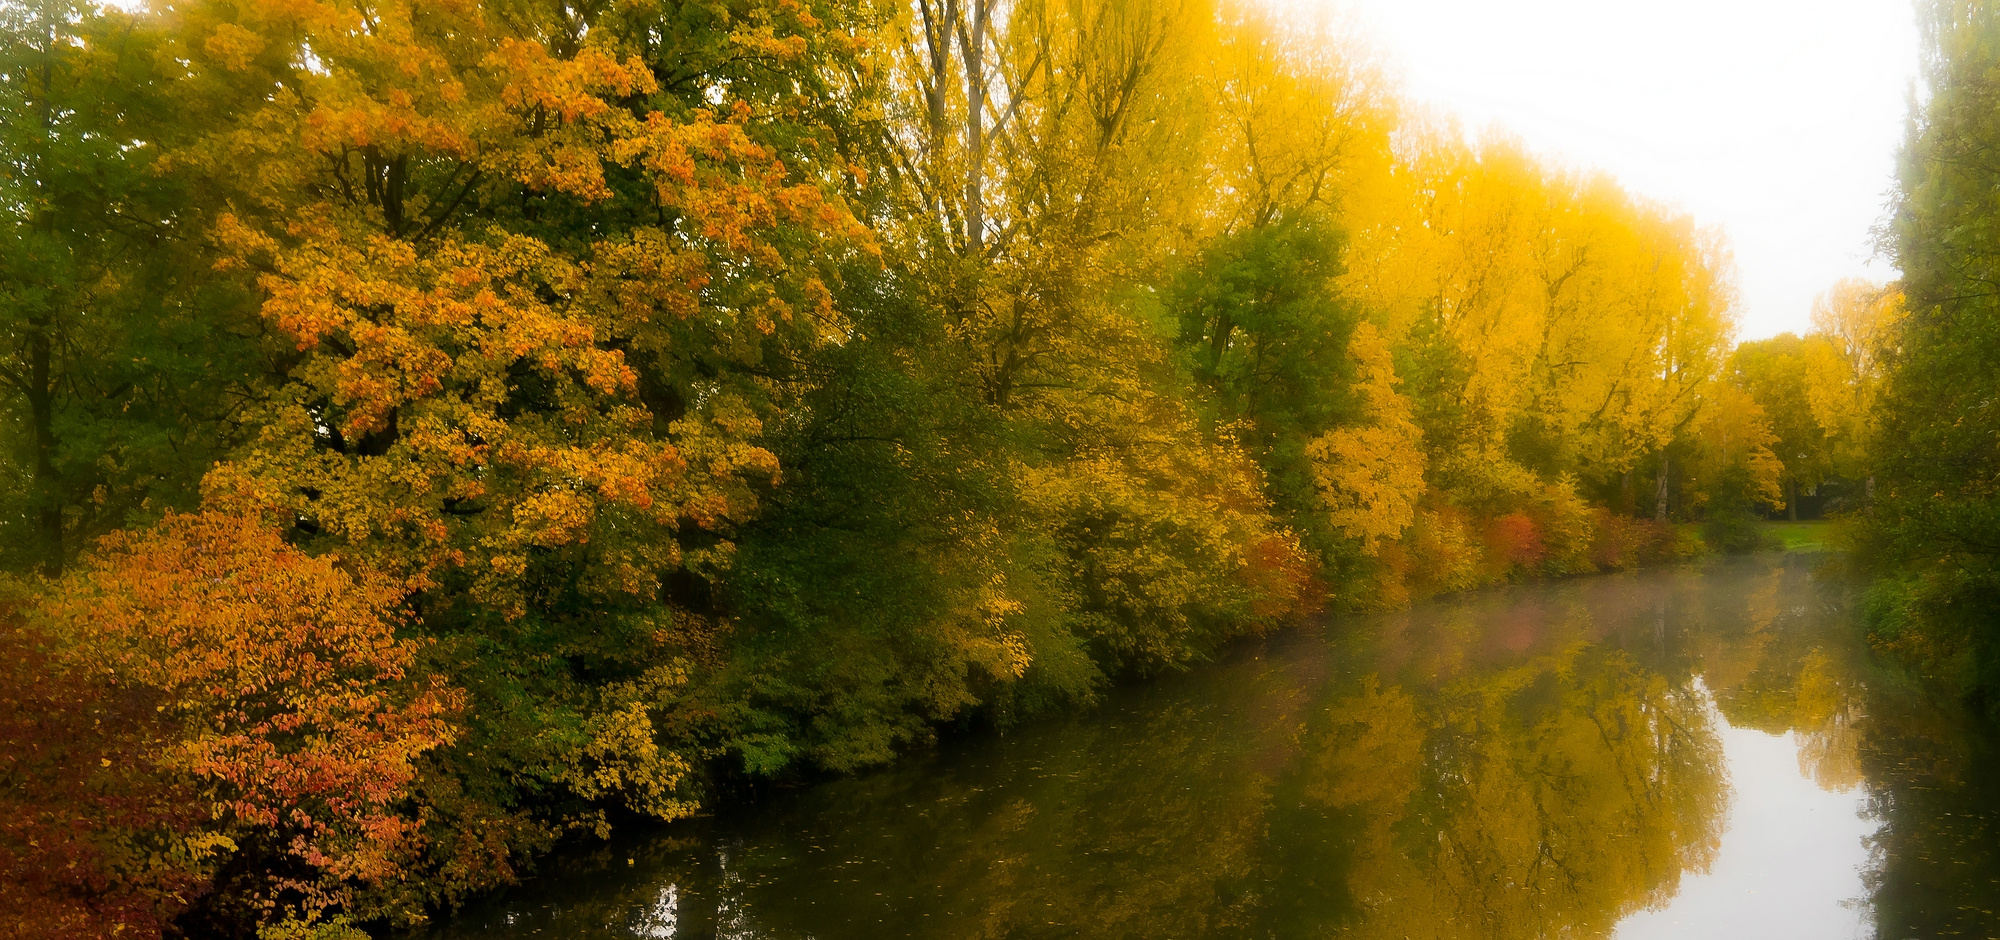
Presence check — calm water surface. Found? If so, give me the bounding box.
[425,555,2000,939]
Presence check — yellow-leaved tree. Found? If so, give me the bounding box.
[1805,278,1903,484]
[1307,323,1425,553]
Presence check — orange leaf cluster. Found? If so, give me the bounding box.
[186,0,873,618]
[39,511,462,915]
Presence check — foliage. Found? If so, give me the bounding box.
[5,511,459,937]
[1721,282,1895,522]
[1306,323,1424,554]
[0,0,1766,932]
[1342,137,1733,506]
[1861,0,2000,707]
[0,0,261,577]
[1807,280,1900,479]
[0,587,207,940]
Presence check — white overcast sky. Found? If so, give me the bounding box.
[1326,0,1921,341]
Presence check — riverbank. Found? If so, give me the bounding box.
[1765,520,1835,553]
[396,526,1744,932]
[418,555,2000,940]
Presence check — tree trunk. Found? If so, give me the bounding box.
[27,17,62,575]
[962,0,986,253]
[919,0,956,223]
[1620,468,1635,517]
[923,0,955,139]
[1209,312,1233,370]
[1653,457,1670,522]
[28,324,61,576]
[1787,478,1798,522]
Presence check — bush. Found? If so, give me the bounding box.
[1591,510,1661,569]
[1483,513,1547,579]
[1701,509,1769,554]
[1529,482,1600,576]
[12,512,463,935]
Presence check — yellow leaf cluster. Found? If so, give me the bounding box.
[1307,323,1425,553]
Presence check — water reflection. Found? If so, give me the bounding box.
[424,555,2000,940]
[1615,722,1873,940]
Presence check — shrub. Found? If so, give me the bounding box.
[1529,482,1599,576]
[1484,513,1546,579]
[1701,509,1768,554]
[24,512,463,934]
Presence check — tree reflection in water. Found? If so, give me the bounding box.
[423,556,2000,940]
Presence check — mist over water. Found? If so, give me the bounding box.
[425,555,2000,940]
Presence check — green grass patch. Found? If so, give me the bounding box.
[1763,520,1832,553]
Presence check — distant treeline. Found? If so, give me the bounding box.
[0,0,1873,936]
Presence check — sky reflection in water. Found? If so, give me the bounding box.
[1614,722,1874,939]
[424,554,2000,940]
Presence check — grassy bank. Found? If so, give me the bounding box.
[1764,521,1833,553]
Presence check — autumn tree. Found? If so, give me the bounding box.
[1340,133,1732,523]
[1684,381,1785,551]
[0,0,922,919]
[1728,332,1871,520]
[0,0,259,577]
[1806,278,1900,487]
[1306,323,1424,552]
[17,510,460,937]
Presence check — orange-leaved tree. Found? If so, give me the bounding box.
[140,0,886,889]
[160,0,878,608]
[35,510,460,934]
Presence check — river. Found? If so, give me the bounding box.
[423,553,2000,939]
